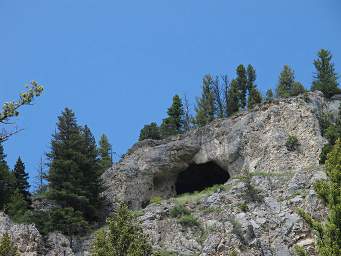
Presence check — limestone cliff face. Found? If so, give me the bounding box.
[102,91,339,210]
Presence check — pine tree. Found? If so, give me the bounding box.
[276,65,295,98]
[194,75,215,127]
[265,89,274,102]
[311,49,340,98]
[236,65,248,109]
[91,203,152,256]
[13,157,31,204]
[226,79,240,116]
[0,143,14,209]
[299,139,341,255]
[0,234,18,256]
[5,189,29,223]
[80,125,104,221]
[160,95,184,137]
[47,108,102,227]
[139,123,161,141]
[246,65,262,109]
[98,134,113,173]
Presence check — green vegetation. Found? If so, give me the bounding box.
[293,245,308,256]
[276,65,305,98]
[139,122,161,141]
[170,204,190,218]
[150,196,162,205]
[285,135,300,151]
[98,134,113,173]
[298,139,341,256]
[0,234,18,256]
[91,203,152,256]
[13,157,30,204]
[311,49,340,98]
[178,214,200,227]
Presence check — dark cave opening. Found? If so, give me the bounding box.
[175,161,230,195]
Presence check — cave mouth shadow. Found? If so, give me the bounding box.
[175,161,230,195]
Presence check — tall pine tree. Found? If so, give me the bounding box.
[236,65,248,109]
[160,95,184,137]
[194,75,215,127]
[47,108,102,225]
[13,157,31,204]
[311,49,340,98]
[139,123,161,141]
[246,65,262,110]
[0,143,14,209]
[276,65,305,98]
[227,79,240,116]
[98,134,113,173]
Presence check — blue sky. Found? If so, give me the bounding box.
[0,0,340,188]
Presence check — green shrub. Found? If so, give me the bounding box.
[293,245,308,256]
[150,196,162,205]
[178,214,199,227]
[170,204,190,218]
[153,250,177,256]
[285,135,299,151]
[91,203,152,256]
[0,234,18,256]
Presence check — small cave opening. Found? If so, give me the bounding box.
[175,161,230,195]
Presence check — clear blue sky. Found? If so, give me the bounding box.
[0,0,340,188]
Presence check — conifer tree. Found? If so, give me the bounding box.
[195,75,215,127]
[5,189,29,223]
[311,49,340,98]
[299,139,341,255]
[236,65,248,109]
[139,123,161,141]
[265,89,274,102]
[183,95,194,132]
[227,79,240,116]
[211,76,228,118]
[13,157,31,204]
[0,143,14,209]
[91,203,152,256]
[47,108,102,226]
[98,134,113,172]
[246,65,262,109]
[276,65,305,98]
[80,125,103,220]
[160,95,184,137]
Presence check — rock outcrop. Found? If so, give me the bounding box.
[102,91,339,210]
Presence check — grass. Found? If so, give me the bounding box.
[150,196,162,205]
[178,214,200,227]
[175,184,231,205]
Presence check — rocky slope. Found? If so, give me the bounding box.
[1,91,340,255]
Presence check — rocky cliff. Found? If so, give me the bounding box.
[1,91,340,255]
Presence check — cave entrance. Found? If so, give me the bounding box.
[175,161,230,195]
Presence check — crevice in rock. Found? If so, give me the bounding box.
[175,161,230,195]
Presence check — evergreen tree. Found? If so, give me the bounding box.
[160,95,184,137]
[236,65,248,109]
[139,123,161,141]
[5,189,29,223]
[265,89,274,102]
[276,65,295,98]
[0,234,18,256]
[211,75,228,118]
[80,125,104,220]
[246,65,262,109]
[98,134,113,173]
[226,79,240,116]
[13,157,31,204]
[0,143,14,210]
[194,75,215,127]
[299,139,341,255]
[311,49,340,98]
[47,108,103,227]
[91,203,152,256]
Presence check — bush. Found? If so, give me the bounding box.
[293,245,308,256]
[91,203,152,256]
[178,214,200,228]
[285,135,299,151]
[170,204,190,218]
[0,234,18,256]
[239,203,249,212]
